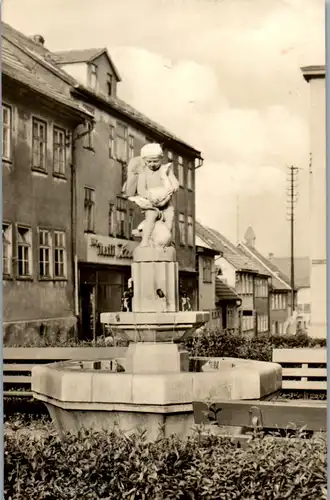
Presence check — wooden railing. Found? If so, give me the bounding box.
[272,348,327,391]
[3,346,127,397]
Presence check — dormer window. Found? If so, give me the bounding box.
[89,63,98,90]
[107,73,113,97]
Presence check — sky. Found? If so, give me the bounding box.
[3,0,325,257]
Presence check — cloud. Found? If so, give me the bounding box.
[2,0,323,256]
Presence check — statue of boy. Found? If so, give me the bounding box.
[123,143,179,247]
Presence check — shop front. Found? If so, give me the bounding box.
[79,234,137,340]
[179,270,198,311]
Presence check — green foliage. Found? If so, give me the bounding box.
[4,428,326,499]
[184,329,326,362]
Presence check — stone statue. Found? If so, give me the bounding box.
[123,143,179,247]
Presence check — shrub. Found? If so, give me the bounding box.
[4,428,326,499]
[184,329,326,362]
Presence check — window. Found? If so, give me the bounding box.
[89,63,97,90]
[187,161,193,190]
[128,208,134,239]
[108,203,115,236]
[39,229,51,278]
[2,104,12,161]
[109,125,115,158]
[32,118,47,170]
[178,156,184,186]
[116,197,127,238]
[203,257,212,283]
[116,123,128,162]
[187,215,193,246]
[17,226,32,277]
[107,73,113,96]
[178,213,185,245]
[167,151,173,161]
[3,223,12,276]
[53,127,66,176]
[84,187,95,233]
[84,122,94,150]
[54,231,66,278]
[128,135,134,160]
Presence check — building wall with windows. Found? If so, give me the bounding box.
[2,77,86,344]
[74,103,199,337]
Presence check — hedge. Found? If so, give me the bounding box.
[4,428,326,500]
[184,330,326,362]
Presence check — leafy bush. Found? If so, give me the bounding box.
[184,329,326,362]
[4,428,326,499]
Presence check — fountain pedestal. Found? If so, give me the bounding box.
[31,245,282,440]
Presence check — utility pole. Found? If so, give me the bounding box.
[286,166,299,314]
[236,194,240,244]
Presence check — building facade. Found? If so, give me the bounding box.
[302,65,326,338]
[2,36,92,345]
[52,47,202,338]
[239,229,292,336]
[3,23,203,342]
[195,222,270,336]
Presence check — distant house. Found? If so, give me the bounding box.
[214,277,241,332]
[269,256,311,329]
[196,222,270,336]
[238,227,292,336]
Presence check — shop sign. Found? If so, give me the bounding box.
[86,234,136,265]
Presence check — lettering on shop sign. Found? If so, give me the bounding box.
[90,238,133,260]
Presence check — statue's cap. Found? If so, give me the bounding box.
[140,143,163,158]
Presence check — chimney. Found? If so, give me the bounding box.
[268,252,274,259]
[244,226,256,248]
[32,35,45,46]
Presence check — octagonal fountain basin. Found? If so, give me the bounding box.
[31,353,282,441]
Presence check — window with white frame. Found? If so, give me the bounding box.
[54,231,66,278]
[32,118,47,170]
[84,187,95,233]
[53,126,66,176]
[39,229,52,278]
[89,63,98,90]
[178,156,184,186]
[187,215,193,246]
[109,125,115,158]
[2,104,12,161]
[17,226,32,277]
[203,256,212,283]
[116,123,128,162]
[116,197,126,238]
[187,161,193,190]
[2,223,12,276]
[178,213,185,245]
[128,134,134,160]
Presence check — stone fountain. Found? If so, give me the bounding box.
[32,144,281,440]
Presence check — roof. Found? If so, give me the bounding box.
[52,48,122,81]
[269,257,310,288]
[195,221,259,273]
[215,278,241,303]
[301,65,326,82]
[238,243,291,291]
[2,22,200,156]
[2,40,93,119]
[73,84,201,155]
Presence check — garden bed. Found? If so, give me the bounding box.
[4,424,327,500]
